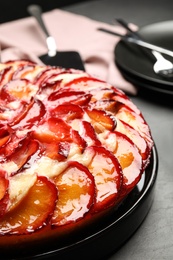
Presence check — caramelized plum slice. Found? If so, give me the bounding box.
[110,89,140,114]
[116,105,153,150]
[116,119,150,167]
[80,121,101,146]
[51,161,95,226]
[0,67,14,87]
[13,99,46,130]
[50,103,84,122]
[42,141,70,161]
[8,137,39,172]
[0,131,27,160]
[0,176,57,235]
[64,76,107,90]
[12,65,36,79]
[12,65,45,82]
[5,60,36,67]
[87,146,123,212]
[0,79,38,102]
[33,117,86,158]
[0,170,9,218]
[0,135,9,148]
[35,116,85,146]
[34,68,64,86]
[33,117,72,143]
[85,108,116,132]
[0,170,9,200]
[71,130,86,151]
[39,72,88,92]
[48,89,86,102]
[112,131,142,197]
[0,127,11,147]
[0,60,36,86]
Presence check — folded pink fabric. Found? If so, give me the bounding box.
[0,9,137,95]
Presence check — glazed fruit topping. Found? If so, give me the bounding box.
[0,175,57,235]
[87,146,123,212]
[52,161,95,226]
[85,108,117,132]
[0,60,154,235]
[0,79,38,102]
[0,170,9,217]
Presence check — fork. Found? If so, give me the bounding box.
[98,25,173,79]
[115,18,173,78]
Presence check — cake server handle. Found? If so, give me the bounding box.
[27,4,57,57]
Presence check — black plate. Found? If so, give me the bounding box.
[115,20,173,95]
[9,147,158,260]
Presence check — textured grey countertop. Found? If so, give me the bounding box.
[63,1,173,259]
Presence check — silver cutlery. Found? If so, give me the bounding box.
[98,23,173,78]
[151,50,173,77]
[115,18,173,78]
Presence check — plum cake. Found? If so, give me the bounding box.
[0,60,154,256]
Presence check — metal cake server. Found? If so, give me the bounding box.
[27,4,85,70]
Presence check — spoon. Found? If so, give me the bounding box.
[115,18,173,78]
[152,50,173,77]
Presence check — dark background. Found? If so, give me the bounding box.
[0,0,91,23]
[2,0,173,27]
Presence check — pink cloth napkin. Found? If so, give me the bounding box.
[0,9,137,95]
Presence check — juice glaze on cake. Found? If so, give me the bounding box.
[0,60,153,242]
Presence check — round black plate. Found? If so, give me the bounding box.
[11,147,158,260]
[115,20,173,95]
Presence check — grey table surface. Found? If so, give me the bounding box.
[62,0,173,259]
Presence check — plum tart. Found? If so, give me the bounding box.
[0,60,154,257]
